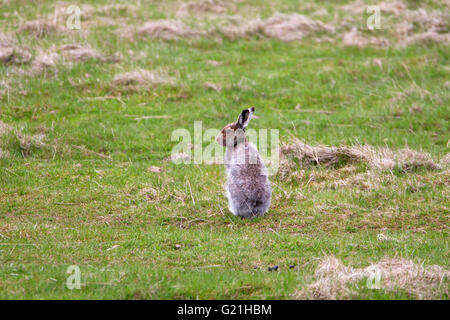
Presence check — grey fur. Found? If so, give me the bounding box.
[218,108,271,218]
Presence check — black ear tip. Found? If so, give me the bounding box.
[250,107,255,112]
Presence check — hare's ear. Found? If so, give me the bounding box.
[236,107,254,129]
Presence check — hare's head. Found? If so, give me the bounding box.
[216,107,254,147]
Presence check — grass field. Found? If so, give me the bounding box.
[0,0,449,299]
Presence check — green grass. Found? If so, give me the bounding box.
[0,0,448,299]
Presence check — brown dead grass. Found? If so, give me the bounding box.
[281,139,363,168]
[16,132,47,157]
[341,0,406,15]
[262,13,335,41]
[332,171,389,190]
[219,13,334,41]
[380,1,407,16]
[343,27,390,47]
[112,69,175,90]
[403,29,450,45]
[97,3,139,15]
[0,123,48,157]
[30,50,60,76]
[0,32,32,64]
[117,19,206,41]
[110,1,447,46]
[120,12,334,42]
[440,154,450,167]
[177,0,229,16]
[296,255,449,299]
[139,186,161,201]
[0,80,11,97]
[53,2,96,20]
[0,121,67,158]
[203,82,222,92]
[0,120,12,136]
[341,1,449,46]
[340,0,368,14]
[400,8,450,45]
[20,20,64,37]
[137,20,205,40]
[59,44,122,62]
[281,138,443,172]
[359,144,442,171]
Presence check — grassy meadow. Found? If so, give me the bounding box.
[0,0,448,299]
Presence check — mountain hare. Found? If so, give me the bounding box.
[216,107,271,218]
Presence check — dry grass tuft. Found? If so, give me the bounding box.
[53,2,96,20]
[400,9,450,45]
[0,80,11,97]
[440,154,450,167]
[403,29,450,45]
[139,186,161,201]
[217,17,263,39]
[261,13,335,41]
[203,82,222,92]
[343,27,390,47]
[357,144,441,171]
[164,152,191,163]
[341,0,405,15]
[30,50,60,76]
[0,147,10,159]
[59,44,122,62]
[332,171,388,190]
[97,3,139,15]
[281,139,442,172]
[296,255,449,299]
[0,121,52,157]
[20,20,63,37]
[207,60,222,66]
[113,3,446,46]
[0,32,32,64]
[379,1,407,16]
[341,1,449,46]
[0,120,12,136]
[218,13,334,41]
[281,139,363,167]
[112,69,175,90]
[178,0,229,16]
[15,132,47,157]
[137,20,204,40]
[340,0,368,14]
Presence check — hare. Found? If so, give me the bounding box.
[216,107,271,218]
